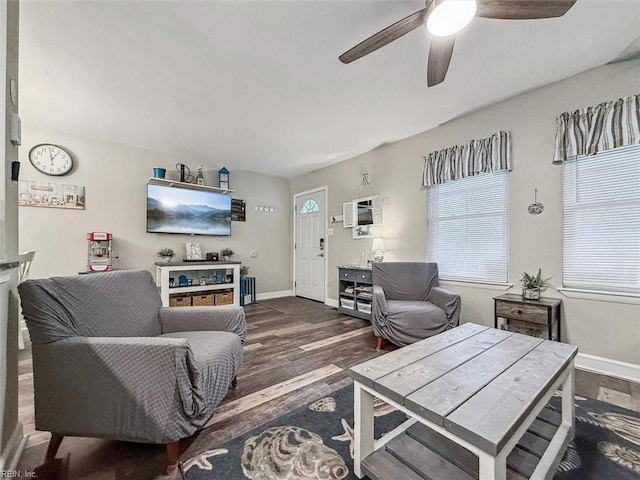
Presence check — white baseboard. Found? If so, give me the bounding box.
[0,422,25,471]
[325,298,338,308]
[256,290,294,301]
[254,292,340,307]
[576,353,640,382]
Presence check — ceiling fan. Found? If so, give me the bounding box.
[339,0,577,87]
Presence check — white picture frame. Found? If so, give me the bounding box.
[352,225,379,239]
[185,242,202,260]
[18,179,85,210]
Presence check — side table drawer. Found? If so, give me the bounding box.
[339,269,357,281]
[496,301,548,325]
[356,271,372,283]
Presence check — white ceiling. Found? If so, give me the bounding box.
[19,0,640,178]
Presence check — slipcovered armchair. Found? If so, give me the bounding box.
[18,269,246,474]
[372,262,461,348]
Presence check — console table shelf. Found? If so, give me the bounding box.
[155,261,241,307]
[338,265,373,321]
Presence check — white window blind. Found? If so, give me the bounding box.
[563,144,640,294]
[427,171,509,283]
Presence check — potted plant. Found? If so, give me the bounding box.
[240,265,249,277]
[220,248,234,262]
[520,269,551,300]
[156,247,175,262]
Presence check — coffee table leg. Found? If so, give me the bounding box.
[478,452,507,480]
[562,362,575,439]
[354,382,375,479]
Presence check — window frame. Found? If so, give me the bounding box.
[561,144,640,297]
[426,170,510,285]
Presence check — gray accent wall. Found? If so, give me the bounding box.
[291,59,640,366]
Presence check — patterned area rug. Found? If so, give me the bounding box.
[180,385,640,480]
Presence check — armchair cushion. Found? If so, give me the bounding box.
[160,305,247,342]
[373,262,439,301]
[377,300,448,346]
[20,270,162,343]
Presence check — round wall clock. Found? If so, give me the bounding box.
[29,144,74,176]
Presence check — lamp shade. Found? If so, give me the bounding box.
[371,238,385,252]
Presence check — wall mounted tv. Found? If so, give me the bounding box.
[146,183,231,236]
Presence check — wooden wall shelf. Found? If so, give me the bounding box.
[147,177,234,194]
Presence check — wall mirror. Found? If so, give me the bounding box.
[344,195,382,227]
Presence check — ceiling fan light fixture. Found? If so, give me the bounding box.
[426,0,477,37]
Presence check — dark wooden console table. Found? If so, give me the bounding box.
[337,265,372,321]
[494,293,562,341]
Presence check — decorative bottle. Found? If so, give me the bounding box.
[196,166,205,186]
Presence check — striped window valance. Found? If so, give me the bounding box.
[422,131,512,187]
[553,93,640,163]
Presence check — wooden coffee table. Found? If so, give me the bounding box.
[350,322,577,480]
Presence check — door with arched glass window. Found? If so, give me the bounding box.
[294,188,326,302]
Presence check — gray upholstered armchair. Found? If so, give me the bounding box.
[372,262,461,348]
[18,269,246,474]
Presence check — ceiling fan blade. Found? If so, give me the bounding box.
[427,35,455,87]
[339,8,428,64]
[476,0,577,20]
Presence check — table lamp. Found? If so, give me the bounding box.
[371,237,385,263]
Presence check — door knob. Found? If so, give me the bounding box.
[317,252,325,257]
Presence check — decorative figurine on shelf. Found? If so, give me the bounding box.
[218,166,230,190]
[196,165,205,186]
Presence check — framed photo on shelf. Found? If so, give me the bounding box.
[185,242,202,260]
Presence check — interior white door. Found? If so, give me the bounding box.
[295,190,326,302]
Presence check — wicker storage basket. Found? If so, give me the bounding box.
[169,295,191,307]
[192,293,214,306]
[215,292,234,306]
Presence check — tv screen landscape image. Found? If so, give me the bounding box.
[147,183,231,236]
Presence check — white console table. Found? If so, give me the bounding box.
[155,261,241,307]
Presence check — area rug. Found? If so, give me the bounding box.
[180,385,640,480]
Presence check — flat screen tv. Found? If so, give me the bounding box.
[146,183,231,236]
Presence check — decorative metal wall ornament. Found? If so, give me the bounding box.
[528,188,544,215]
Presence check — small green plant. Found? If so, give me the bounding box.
[220,248,234,257]
[156,248,175,258]
[240,265,249,277]
[520,269,552,290]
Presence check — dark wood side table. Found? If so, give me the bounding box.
[494,293,562,341]
[337,266,372,321]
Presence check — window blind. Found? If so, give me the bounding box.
[427,171,509,283]
[563,144,640,294]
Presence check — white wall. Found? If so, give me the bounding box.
[18,126,292,294]
[1,0,20,466]
[291,59,640,366]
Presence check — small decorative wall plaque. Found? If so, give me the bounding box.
[231,198,246,221]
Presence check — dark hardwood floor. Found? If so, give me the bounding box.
[16,297,640,479]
